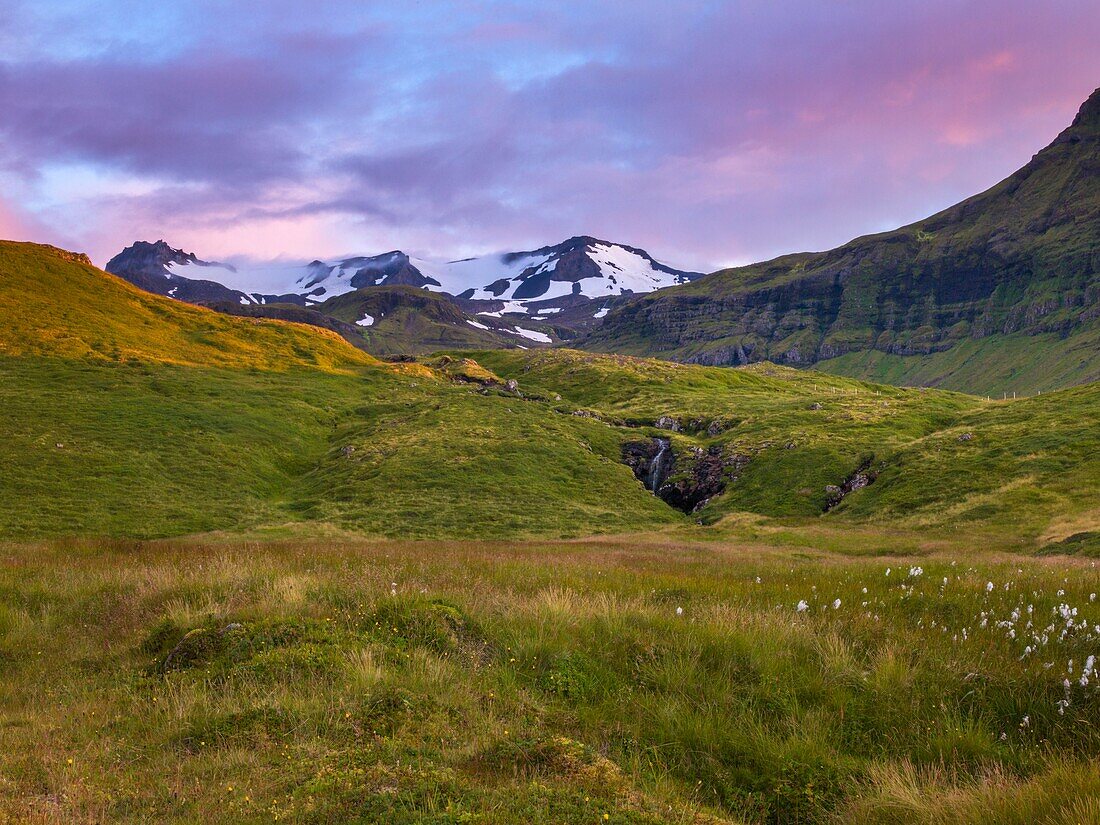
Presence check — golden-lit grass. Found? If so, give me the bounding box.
[0,241,374,372]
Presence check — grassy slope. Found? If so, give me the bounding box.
[3,537,1100,824]
[5,243,1100,823]
[2,241,1096,547]
[812,327,1100,396]
[467,350,1099,545]
[0,241,372,371]
[0,243,680,540]
[0,355,684,541]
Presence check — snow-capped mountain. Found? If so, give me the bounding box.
[420,236,701,303]
[106,236,700,309]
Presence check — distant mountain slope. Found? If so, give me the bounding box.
[105,239,331,306]
[107,236,700,309]
[311,285,555,356]
[105,236,697,356]
[0,240,372,371]
[584,87,1100,395]
[420,236,701,302]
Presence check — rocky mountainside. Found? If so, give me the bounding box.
[104,240,254,304]
[420,236,701,303]
[107,236,698,310]
[584,88,1100,394]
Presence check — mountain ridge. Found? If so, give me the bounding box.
[106,235,701,310]
[581,86,1100,394]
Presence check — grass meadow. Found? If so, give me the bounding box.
[3,531,1100,824]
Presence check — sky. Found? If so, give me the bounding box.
[1,1,1098,272]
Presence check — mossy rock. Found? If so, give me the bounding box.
[371,598,487,658]
[472,735,623,787]
[160,623,245,672]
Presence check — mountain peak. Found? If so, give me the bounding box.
[1048,87,1100,149]
[1070,86,1100,132]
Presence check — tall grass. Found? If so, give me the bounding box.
[2,536,1099,823]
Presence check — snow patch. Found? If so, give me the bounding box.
[477,300,530,317]
[593,307,609,318]
[509,326,552,343]
[580,243,683,296]
[356,314,375,327]
[465,319,489,330]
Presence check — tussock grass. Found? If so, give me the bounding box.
[3,537,1100,823]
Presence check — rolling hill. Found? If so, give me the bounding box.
[2,239,1097,548]
[584,87,1100,396]
[0,241,675,539]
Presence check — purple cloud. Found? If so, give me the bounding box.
[1,1,1098,270]
[0,32,367,184]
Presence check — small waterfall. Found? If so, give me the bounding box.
[648,438,670,492]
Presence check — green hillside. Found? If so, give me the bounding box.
[315,285,535,356]
[468,350,1099,546]
[812,327,1100,396]
[4,239,1100,824]
[2,240,1097,549]
[584,88,1100,395]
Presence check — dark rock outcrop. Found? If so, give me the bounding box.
[343,251,441,290]
[655,415,681,432]
[622,439,672,494]
[623,440,749,513]
[658,446,749,513]
[824,457,878,511]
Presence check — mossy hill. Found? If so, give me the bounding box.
[584,88,1100,396]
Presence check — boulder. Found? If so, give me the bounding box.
[655,415,681,432]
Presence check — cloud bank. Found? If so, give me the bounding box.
[1,0,1098,270]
